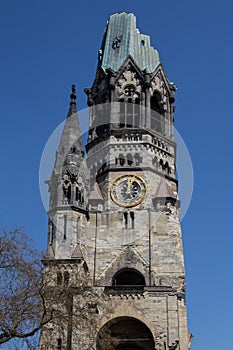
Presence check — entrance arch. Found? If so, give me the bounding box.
[97,317,155,350]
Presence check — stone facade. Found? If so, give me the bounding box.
[39,12,191,350]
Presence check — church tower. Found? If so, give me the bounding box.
[40,12,192,350]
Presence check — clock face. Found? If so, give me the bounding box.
[110,175,147,207]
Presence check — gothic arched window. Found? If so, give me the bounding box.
[126,153,133,166]
[62,173,71,203]
[151,90,163,114]
[76,187,84,207]
[151,90,163,133]
[64,271,69,285]
[135,153,141,166]
[119,153,125,166]
[119,85,140,128]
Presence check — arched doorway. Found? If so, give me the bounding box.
[97,317,155,350]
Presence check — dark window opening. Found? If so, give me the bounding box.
[130,212,134,229]
[63,215,67,240]
[57,272,62,286]
[70,146,76,153]
[126,154,133,166]
[119,99,140,128]
[119,154,125,166]
[96,123,110,136]
[124,212,134,229]
[76,188,80,201]
[76,188,84,206]
[141,40,145,46]
[112,269,145,289]
[151,91,164,134]
[159,159,164,171]
[64,271,69,285]
[151,91,163,114]
[63,184,71,203]
[123,212,128,229]
[135,153,141,166]
[57,338,62,350]
[83,261,89,273]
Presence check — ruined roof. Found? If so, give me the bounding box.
[100,12,160,73]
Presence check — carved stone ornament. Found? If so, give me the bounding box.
[122,64,139,83]
[168,340,179,350]
[124,84,136,97]
[116,64,142,101]
[154,332,167,350]
[62,173,71,189]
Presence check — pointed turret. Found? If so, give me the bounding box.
[48,85,89,212]
[53,84,85,176]
[45,85,89,260]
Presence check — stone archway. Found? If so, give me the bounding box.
[97,317,155,350]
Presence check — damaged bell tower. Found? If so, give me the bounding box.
[39,12,192,350]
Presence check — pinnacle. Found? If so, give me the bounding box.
[52,85,85,175]
[67,84,77,118]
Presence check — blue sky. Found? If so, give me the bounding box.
[0,1,233,349]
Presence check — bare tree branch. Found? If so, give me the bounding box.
[0,227,51,347]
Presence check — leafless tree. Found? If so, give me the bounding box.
[0,228,119,350]
[0,227,53,349]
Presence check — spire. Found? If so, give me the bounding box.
[48,85,89,212]
[53,84,85,175]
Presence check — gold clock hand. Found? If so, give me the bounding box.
[126,177,130,194]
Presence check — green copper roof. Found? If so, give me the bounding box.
[100,12,160,73]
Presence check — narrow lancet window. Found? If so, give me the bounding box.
[57,338,62,350]
[64,214,67,240]
[124,212,128,229]
[57,272,62,286]
[130,212,135,229]
[64,271,69,286]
